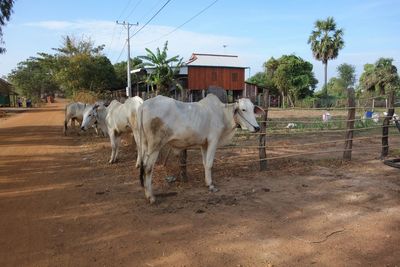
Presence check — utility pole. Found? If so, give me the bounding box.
[116,20,138,97]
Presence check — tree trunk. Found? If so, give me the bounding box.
[324,61,328,97]
[288,94,294,108]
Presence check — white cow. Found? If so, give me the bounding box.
[137,94,264,203]
[81,96,143,164]
[64,102,91,135]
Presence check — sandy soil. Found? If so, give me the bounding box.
[0,99,399,267]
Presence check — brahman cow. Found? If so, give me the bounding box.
[137,94,264,203]
[81,96,143,164]
[64,102,92,135]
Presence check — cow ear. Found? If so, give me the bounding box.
[92,104,100,110]
[254,105,265,115]
[234,102,239,114]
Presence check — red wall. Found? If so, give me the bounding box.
[188,66,245,91]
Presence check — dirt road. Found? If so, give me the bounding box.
[0,100,399,266]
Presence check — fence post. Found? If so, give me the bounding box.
[259,89,269,171]
[179,89,188,182]
[343,88,355,161]
[381,90,395,158]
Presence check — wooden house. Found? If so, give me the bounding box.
[0,78,17,107]
[184,53,247,102]
[133,53,248,102]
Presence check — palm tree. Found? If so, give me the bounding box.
[359,58,400,96]
[308,17,344,96]
[139,41,183,96]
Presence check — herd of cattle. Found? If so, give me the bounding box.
[64,94,264,203]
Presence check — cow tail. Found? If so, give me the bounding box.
[138,106,145,187]
[139,163,145,187]
[63,104,68,135]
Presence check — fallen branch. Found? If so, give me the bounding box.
[292,228,345,244]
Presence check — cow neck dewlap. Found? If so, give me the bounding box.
[223,103,238,130]
[97,107,108,122]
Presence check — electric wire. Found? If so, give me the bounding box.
[130,0,172,39]
[141,0,219,46]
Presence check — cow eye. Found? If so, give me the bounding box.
[242,109,246,112]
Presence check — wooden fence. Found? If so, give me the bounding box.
[176,90,399,176]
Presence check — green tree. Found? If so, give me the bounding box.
[139,41,183,96]
[326,77,345,97]
[246,71,280,97]
[246,72,267,87]
[114,57,144,89]
[0,0,14,53]
[53,35,105,57]
[326,63,356,97]
[337,63,356,89]
[359,58,399,96]
[53,36,117,95]
[9,35,119,98]
[308,17,344,96]
[9,56,59,99]
[265,55,317,107]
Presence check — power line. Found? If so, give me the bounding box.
[130,0,172,39]
[106,0,135,57]
[117,0,134,21]
[141,0,219,46]
[136,0,163,25]
[115,40,127,63]
[124,0,144,21]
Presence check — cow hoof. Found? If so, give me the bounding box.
[149,196,156,204]
[209,185,219,193]
[108,160,114,164]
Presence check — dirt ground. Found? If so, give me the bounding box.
[0,99,399,267]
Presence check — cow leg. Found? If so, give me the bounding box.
[201,145,207,167]
[109,131,117,164]
[113,133,122,162]
[204,142,219,192]
[64,119,68,135]
[143,151,159,204]
[132,130,141,168]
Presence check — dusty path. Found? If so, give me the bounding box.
[0,100,399,266]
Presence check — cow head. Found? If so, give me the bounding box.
[234,98,264,133]
[81,104,100,131]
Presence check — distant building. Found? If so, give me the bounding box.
[132,53,251,103]
[0,78,18,107]
[185,53,247,102]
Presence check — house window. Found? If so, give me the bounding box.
[211,71,217,81]
[231,72,238,82]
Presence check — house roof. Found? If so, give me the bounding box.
[0,78,12,94]
[186,53,248,68]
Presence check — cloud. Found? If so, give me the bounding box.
[23,19,256,65]
[25,20,81,30]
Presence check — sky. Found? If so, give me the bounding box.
[1,0,399,89]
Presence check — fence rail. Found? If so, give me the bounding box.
[173,90,399,175]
